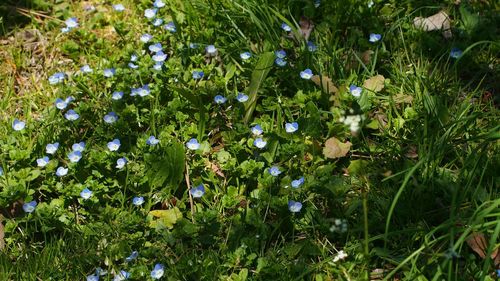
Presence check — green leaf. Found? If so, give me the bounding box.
[149,207,183,229]
[146,142,185,190]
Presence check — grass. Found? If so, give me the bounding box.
[0,0,499,280]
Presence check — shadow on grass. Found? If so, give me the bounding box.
[0,0,51,37]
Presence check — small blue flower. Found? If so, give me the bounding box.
[496,269,500,278]
[285,122,299,133]
[281,22,292,32]
[81,64,93,73]
[72,142,86,152]
[186,138,200,150]
[49,72,65,85]
[275,50,286,59]
[288,200,302,213]
[107,139,121,151]
[349,85,362,97]
[214,95,227,104]
[450,47,463,59]
[152,18,163,26]
[0,167,3,177]
[138,84,150,97]
[128,62,138,69]
[146,135,160,146]
[125,251,138,262]
[65,96,75,103]
[153,63,163,71]
[275,58,287,67]
[189,43,199,49]
[12,119,26,131]
[192,70,204,80]
[46,142,59,154]
[149,43,162,53]
[140,33,153,43]
[240,52,251,60]
[300,69,313,79]
[113,4,125,11]
[314,0,321,8]
[268,166,281,176]
[36,156,49,167]
[164,21,176,32]
[55,98,68,109]
[68,151,82,163]
[132,196,145,206]
[205,45,217,55]
[80,188,92,200]
[112,91,124,100]
[253,138,267,149]
[87,275,99,281]
[154,0,165,8]
[113,270,130,281]
[103,68,116,78]
[23,200,37,213]
[144,8,157,19]
[65,17,78,29]
[116,157,127,169]
[369,33,381,43]
[251,124,263,135]
[307,41,317,52]
[104,112,118,124]
[152,51,167,62]
[190,184,205,198]
[130,54,138,62]
[150,263,164,279]
[236,92,248,102]
[291,177,304,188]
[56,167,68,177]
[64,109,80,121]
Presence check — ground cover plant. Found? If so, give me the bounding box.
[0,0,499,280]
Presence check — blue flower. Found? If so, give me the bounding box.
[275,50,286,58]
[113,270,130,281]
[275,58,287,67]
[128,62,138,69]
[36,156,49,167]
[154,0,165,8]
[497,269,500,278]
[369,33,381,43]
[68,151,82,163]
[300,69,313,79]
[450,47,462,59]
[65,17,78,29]
[132,196,145,206]
[138,84,150,97]
[87,275,99,281]
[150,263,164,279]
[107,139,121,151]
[46,142,59,154]
[149,43,162,53]
[72,142,86,152]
[240,52,251,60]
[251,124,263,135]
[112,91,124,100]
[281,22,292,32]
[80,188,92,200]
[116,157,127,169]
[253,138,267,149]
[64,109,80,121]
[291,177,304,188]
[285,122,299,133]
[214,95,227,104]
[164,22,176,32]
[23,200,37,213]
[152,51,167,62]
[186,138,200,150]
[130,54,138,62]
[154,62,162,71]
[81,64,93,73]
[144,8,157,19]
[0,167,3,176]
[55,98,68,110]
[125,251,138,262]
[268,166,281,176]
[288,200,302,213]
[12,119,26,131]
[152,18,163,26]
[307,41,317,52]
[349,85,362,97]
[205,45,217,55]
[146,135,160,146]
[190,184,205,198]
[140,33,153,43]
[103,68,116,78]
[113,4,125,11]
[236,92,248,102]
[314,0,321,8]
[49,72,66,84]
[56,167,68,177]
[104,112,118,124]
[192,70,204,79]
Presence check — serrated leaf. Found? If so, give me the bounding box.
[363,75,385,93]
[323,137,351,159]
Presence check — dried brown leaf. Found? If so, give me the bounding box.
[206,160,225,178]
[363,75,385,93]
[466,232,500,266]
[299,16,314,41]
[323,137,351,159]
[311,75,339,94]
[413,11,452,39]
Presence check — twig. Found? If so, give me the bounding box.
[185,161,195,222]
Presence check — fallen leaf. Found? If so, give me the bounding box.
[466,232,500,266]
[311,75,339,94]
[206,160,225,177]
[363,75,385,93]
[361,50,374,65]
[413,11,452,39]
[323,137,351,159]
[299,16,314,41]
[149,207,182,229]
